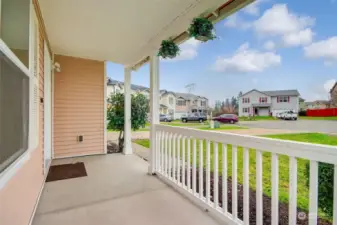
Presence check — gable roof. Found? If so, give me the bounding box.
[241,89,300,97]
[174,92,208,100]
[330,81,337,93]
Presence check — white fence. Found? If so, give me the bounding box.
[153,124,337,225]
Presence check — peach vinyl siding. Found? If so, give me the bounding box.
[0,19,45,225]
[53,55,105,158]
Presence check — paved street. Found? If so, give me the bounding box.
[239,119,337,134]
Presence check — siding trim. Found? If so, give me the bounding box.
[104,61,107,154]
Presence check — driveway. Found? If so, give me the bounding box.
[239,119,337,134]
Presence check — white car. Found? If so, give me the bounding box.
[283,111,298,120]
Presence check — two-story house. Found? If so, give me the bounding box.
[330,81,337,108]
[107,79,208,119]
[304,100,330,110]
[239,89,300,117]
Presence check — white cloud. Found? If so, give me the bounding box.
[213,42,281,73]
[324,79,336,92]
[254,4,315,37]
[224,14,251,29]
[164,38,201,62]
[283,28,314,47]
[304,36,337,62]
[263,40,276,50]
[243,0,267,16]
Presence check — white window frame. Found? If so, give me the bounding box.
[261,97,267,103]
[0,0,39,190]
[169,96,173,105]
[177,99,186,106]
[279,96,289,103]
[243,97,249,103]
[242,108,249,113]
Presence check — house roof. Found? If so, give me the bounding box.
[174,92,208,100]
[241,89,300,97]
[160,104,168,109]
[107,79,148,91]
[330,81,337,93]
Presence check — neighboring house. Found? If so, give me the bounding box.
[304,100,330,110]
[238,89,300,117]
[330,81,337,107]
[107,80,209,119]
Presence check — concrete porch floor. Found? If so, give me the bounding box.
[33,154,221,225]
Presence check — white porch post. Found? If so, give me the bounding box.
[124,67,132,155]
[148,54,160,174]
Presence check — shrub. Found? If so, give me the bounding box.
[305,162,334,217]
[299,110,307,116]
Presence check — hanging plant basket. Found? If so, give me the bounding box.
[158,39,180,59]
[188,17,216,42]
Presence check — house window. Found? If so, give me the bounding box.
[260,97,268,103]
[0,48,32,173]
[201,101,206,106]
[242,108,250,113]
[177,99,186,106]
[279,96,289,103]
[1,0,31,68]
[169,97,174,105]
[242,97,250,103]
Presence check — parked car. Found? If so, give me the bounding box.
[181,113,207,123]
[212,114,238,124]
[283,110,298,120]
[160,114,172,122]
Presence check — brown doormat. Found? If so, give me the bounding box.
[46,162,87,182]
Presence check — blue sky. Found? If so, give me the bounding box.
[106,0,337,106]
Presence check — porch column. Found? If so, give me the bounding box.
[148,54,160,174]
[124,67,132,155]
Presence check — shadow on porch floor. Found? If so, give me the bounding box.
[33,154,221,225]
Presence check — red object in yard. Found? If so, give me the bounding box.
[306,108,337,117]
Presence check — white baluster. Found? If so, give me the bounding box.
[164,132,168,177]
[214,142,219,208]
[182,137,186,188]
[222,143,228,213]
[256,150,263,225]
[156,131,161,173]
[193,138,197,194]
[168,133,172,178]
[232,146,238,219]
[289,156,298,225]
[172,134,176,181]
[272,153,279,225]
[177,135,181,185]
[206,140,211,204]
[309,160,318,225]
[199,139,204,199]
[243,148,250,225]
[187,137,191,191]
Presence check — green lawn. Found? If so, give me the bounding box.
[299,116,337,121]
[239,116,277,121]
[198,125,247,130]
[134,132,337,220]
[162,122,205,127]
[263,133,337,146]
[108,127,149,132]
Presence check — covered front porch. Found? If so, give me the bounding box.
[33,154,219,225]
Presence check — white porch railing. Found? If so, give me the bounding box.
[153,124,337,225]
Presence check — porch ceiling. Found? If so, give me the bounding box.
[38,0,252,67]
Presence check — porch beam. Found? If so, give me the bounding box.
[148,54,160,174]
[123,67,132,155]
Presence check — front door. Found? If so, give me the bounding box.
[43,42,52,174]
[254,107,258,116]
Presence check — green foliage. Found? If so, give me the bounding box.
[107,93,149,131]
[305,162,334,217]
[188,17,216,41]
[158,39,180,59]
[107,93,149,152]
